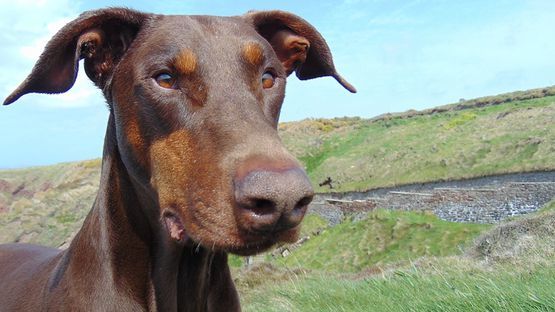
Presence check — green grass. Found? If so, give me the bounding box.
[280,95,555,192]
[298,214,329,237]
[229,214,331,268]
[1,88,553,246]
[242,266,555,312]
[272,210,490,272]
[0,86,553,311]
[241,207,555,311]
[538,199,555,213]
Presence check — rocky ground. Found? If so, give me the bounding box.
[310,170,555,224]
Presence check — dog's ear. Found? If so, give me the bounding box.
[4,8,149,105]
[245,10,356,93]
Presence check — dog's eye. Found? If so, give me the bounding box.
[261,72,275,89]
[155,73,176,89]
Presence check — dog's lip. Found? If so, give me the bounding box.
[226,239,276,256]
[226,227,299,256]
[160,203,297,254]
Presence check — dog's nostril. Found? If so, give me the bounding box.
[294,195,313,211]
[234,166,313,233]
[248,198,276,215]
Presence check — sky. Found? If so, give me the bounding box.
[1,0,554,168]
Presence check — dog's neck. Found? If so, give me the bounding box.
[54,116,239,311]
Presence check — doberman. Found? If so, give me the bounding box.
[0,8,355,311]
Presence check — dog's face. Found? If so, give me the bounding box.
[4,9,355,255]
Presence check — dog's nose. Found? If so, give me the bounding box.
[234,167,314,233]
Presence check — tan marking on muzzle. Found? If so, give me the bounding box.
[149,129,194,208]
[175,49,197,74]
[242,42,264,66]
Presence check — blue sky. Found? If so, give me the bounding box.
[1,0,554,168]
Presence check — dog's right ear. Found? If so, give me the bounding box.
[3,8,149,105]
[245,10,356,93]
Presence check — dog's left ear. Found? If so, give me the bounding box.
[245,10,356,93]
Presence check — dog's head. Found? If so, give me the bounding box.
[4,8,355,255]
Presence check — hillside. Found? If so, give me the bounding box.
[280,93,555,192]
[239,201,555,311]
[271,210,490,272]
[0,160,100,246]
[1,86,554,246]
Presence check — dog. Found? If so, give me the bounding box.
[0,8,355,311]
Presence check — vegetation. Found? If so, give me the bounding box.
[2,88,554,244]
[272,210,489,272]
[0,160,100,246]
[239,203,555,311]
[241,265,555,312]
[280,95,555,192]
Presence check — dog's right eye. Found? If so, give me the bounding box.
[155,73,176,89]
[261,72,275,89]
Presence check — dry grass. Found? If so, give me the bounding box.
[466,200,555,266]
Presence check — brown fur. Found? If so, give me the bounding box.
[0,8,355,311]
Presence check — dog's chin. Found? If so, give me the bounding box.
[226,227,301,256]
[226,240,276,256]
[181,223,301,256]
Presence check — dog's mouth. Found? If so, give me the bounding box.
[226,242,276,256]
[226,226,300,256]
[161,205,300,256]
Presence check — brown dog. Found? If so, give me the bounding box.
[0,8,355,311]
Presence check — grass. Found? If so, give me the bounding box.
[1,88,553,246]
[538,199,555,213]
[272,210,490,272]
[0,161,100,246]
[467,200,555,264]
[240,206,555,312]
[242,266,555,312]
[280,95,555,192]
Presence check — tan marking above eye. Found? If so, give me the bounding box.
[262,72,275,89]
[175,49,197,74]
[243,42,264,66]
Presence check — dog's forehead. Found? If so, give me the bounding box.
[142,14,267,52]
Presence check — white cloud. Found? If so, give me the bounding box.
[0,0,103,109]
[20,17,75,60]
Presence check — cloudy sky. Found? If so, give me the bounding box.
[1,0,554,168]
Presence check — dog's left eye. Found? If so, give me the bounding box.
[261,72,275,89]
[155,73,176,89]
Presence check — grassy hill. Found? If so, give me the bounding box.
[270,211,490,272]
[0,159,100,246]
[280,93,555,192]
[239,201,555,311]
